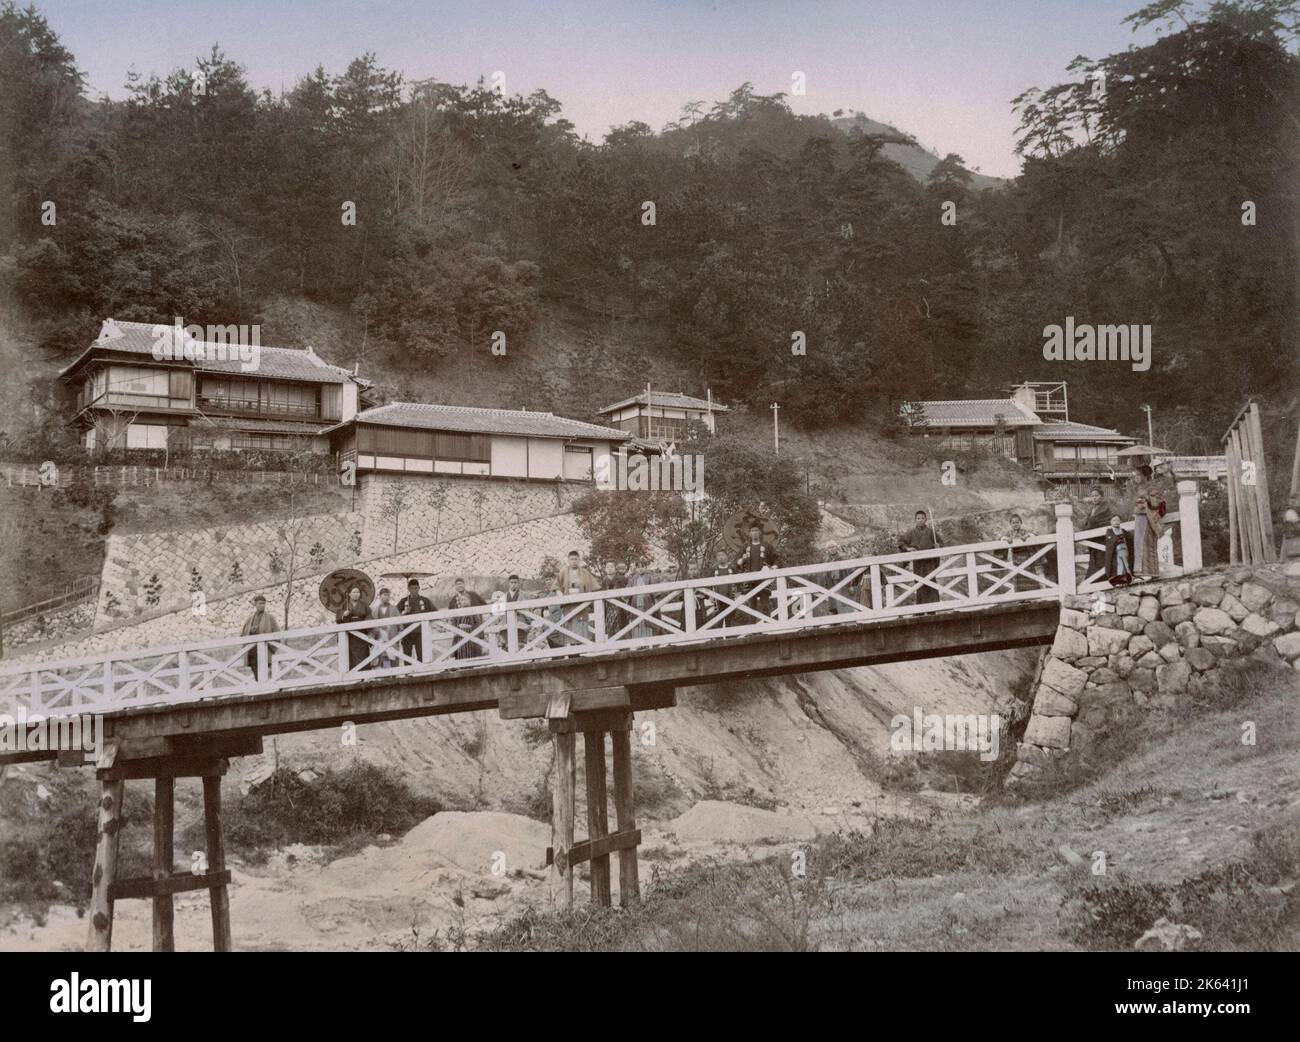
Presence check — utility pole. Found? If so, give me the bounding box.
[770,402,780,455]
[1140,404,1154,447]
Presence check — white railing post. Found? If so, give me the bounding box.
[1178,479,1203,573]
[420,620,433,664]
[965,551,979,600]
[870,565,882,614]
[506,610,519,654]
[256,641,269,685]
[1055,503,1077,596]
[775,575,789,622]
[337,630,349,675]
[593,595,607,646]
[179,649,190,695]
[684,585,697,634]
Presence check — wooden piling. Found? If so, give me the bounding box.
[610,726,639,906]
[202,774,233,952]
[86,780,125,952]
[583,731,611,907]
[152,776,175,952]
[551,732,575,909]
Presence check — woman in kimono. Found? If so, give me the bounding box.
[1132,492,1164,580]
[336,585,372,671]
[1103,516,1133,587]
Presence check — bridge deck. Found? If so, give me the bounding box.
[0,513,1191,765]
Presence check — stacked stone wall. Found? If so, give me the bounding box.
[1011,561,1300,781]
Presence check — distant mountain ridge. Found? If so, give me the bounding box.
[830,112,1007,191]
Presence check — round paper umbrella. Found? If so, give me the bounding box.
[319,568,375,614]
[722,510,778,553]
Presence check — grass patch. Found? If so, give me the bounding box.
[1059,818,1300,951]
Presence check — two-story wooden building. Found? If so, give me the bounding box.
[904,382,1137,485]
[596,390,727,444]
[61,319,375,455]
[326,402,631,482]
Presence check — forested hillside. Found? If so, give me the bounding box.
[0,0,1296,457]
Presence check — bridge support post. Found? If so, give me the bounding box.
[79,735,256,952]
[1178,480,1203,573]
[609,723,640,906]
[583,731,612,907]
[86,779,125,953]
[1054,503,1077,596]
[547,707,641,910]
[152,776,175,952]
[550,732,576,910]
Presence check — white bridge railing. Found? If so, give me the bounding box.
[0,484,1202,719]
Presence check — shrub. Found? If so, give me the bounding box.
[182,762,440,861]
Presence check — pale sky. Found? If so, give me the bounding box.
[40,0,1162,179]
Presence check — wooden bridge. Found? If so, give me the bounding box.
[0,484,1205,951]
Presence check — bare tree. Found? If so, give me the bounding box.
[379,479,415,553]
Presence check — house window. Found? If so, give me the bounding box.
[433,432,491,462]
[125,423,169,450]
[564,446,593,480]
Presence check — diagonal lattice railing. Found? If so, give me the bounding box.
[0,513,1185,718]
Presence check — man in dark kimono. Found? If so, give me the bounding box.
[1080,486,1113,583]
[447,578,487,659]
[240,594,277,680]
[396,578,435,664]
[735,523,778,619]
[899,510,941,605]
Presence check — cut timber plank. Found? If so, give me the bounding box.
[99,756,229,782]
[111,869,231,902]
[549,708,633,735]
[567,829,642,866]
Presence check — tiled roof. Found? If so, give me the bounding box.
[333,402,631,441]
[1032,422,1135,443]
[61,319,355,385]
[906,398,1041,427]
[598,390,728,414]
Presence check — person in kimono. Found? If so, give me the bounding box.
[447,578,487,659]
[396,579,435,664]
[551,550,600,645]
[1133,492,1164,579]
[499,574,530,652]
[735,523,779,618]
[899,510,941,605]
[240,594,277,679]
[627,564,658,639]
[336,585,371,671]
[1104,515,1133,586]
[704,547,738,627]
[1080,487,1113,583]
[371,586,400,669]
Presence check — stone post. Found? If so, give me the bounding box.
[1054,503,1077,596]
[1177,480,1203,574]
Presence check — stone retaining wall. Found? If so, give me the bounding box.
[1009,561,1300,782]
